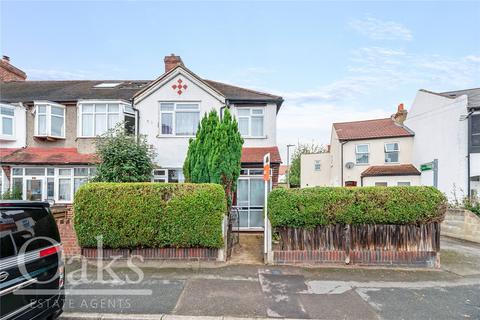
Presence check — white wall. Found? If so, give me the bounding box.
[0,103,26,148]
[300,153,332,187]
[362,175,421,186]
[405,90,469,200]
[134,68,277,168]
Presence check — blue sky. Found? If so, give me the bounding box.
[2,1,480,160]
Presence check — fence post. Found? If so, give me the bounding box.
[345,224,351,265]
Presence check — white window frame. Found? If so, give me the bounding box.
[375,182,388,187]
[0,103,15,139]
[77,100,131,138]
[34,101,66,139]
[397,181,411,186]
[236,107,265,138]
[355,144,370,165]
[151,168,185,183]
[158,102,200,137]
[314,160,321,171]
[384,142,400,163]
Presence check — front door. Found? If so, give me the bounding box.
[25,178,44,201]
[236,177,265,230]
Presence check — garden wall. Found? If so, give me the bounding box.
[268,186,446,268]
[442,208,480,244]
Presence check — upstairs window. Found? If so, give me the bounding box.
[314,160,321,171]
[79,101,134,137]
[34,102,65,138]
[159,103,200,136]
[384,143,400,163]
[355,144,369,164]
[237,108,264,137]
[0,104,14,138]
[471,114,480,152]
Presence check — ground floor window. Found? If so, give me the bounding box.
[234,168,271,230]
[152,168,184,183]
[9,166,96,203]
[375,182,388,187]
[397,181,411,186]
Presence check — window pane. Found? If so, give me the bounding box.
[250,179,265,206]
[47,178,55,200]
[375,182,388,187]
[314,161,321,171]
[51,115,64,137]
[176,104,198,110]
[38,114,47,135]
[356,153,369,164]
[82,114,94,136]
[108,104,119,113]
[59,169,71,176]
[58,179,71,201]
[74,178,88,194]
[82,104,94,113]
[473,134,480,147]
[237,180,249,206]
[161,113,173,134]
[108,114,120,129]
[2,117,13,135]
[26,179,43,201]
[175,112,199,135]
[356,145,369,153]
[160,103,174,111]
[397,182,411,186]
[95,104,107,113]
[252,109,263,115]
[12,178,23,198]
[251,116,263,136]
[95,114,107,135]
[47,168,55,176]
[0,106,14,116]
[125,115,135,134]
[472,115,480,134]
[237,109,250,117]
[38,105,47,114]
[51,106,64,116]
[168,169,179,183]
[238,118,249,136]
[74,168,89,176]
[89,167,97,176]
[12,168,23,176]
[385,152,399,163]
[249,210,264,228]
[385,143,399,152]
[25,168,45,175]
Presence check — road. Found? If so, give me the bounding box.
[61,237,480,320]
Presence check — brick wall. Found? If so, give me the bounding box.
[0,57,27,81]
[53,205,81,257]
[442,208,480,244]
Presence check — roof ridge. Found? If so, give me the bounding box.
[204,79,282,100]
[333,117,392,125]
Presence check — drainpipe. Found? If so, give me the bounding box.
[220,99,230,120]
[130,99,140,143]
[340,141,348,187]
[467,112,472,198]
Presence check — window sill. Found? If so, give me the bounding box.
[355,163,370,166]
[156,134,196,138]
[0,136,16,141]
[243,135,267,139]
[34,135,66,141]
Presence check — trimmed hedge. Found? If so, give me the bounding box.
[74,183,226,249]
[268,186,447,228]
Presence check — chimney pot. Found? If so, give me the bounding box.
[398,103,404,111]
[164,54,183,73]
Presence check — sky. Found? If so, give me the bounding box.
[1,1,480,162]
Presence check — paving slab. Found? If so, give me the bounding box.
[173,279,267,317]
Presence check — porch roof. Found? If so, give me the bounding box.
[1,147,98,165]
[241,147,282,164]
[361,164,421,177]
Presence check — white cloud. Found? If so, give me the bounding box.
[349,17,413,41]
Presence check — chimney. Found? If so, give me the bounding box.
[0,55,27,81]
[164,54,183,73]
[392,103,408,124]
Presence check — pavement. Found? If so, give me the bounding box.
[60,236,480,320]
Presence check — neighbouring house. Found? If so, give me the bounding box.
[405,88,480,200]
[0,54,283,231]
[134,54,283,230]
[301,104,420,187]
[278,165,289,185]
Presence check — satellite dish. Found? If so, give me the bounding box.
[345,162,355,169]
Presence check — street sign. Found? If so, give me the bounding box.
[263,153,270,182]
[420,163,433,171]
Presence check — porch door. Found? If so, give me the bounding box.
[25,178,44,201]
[237,177,265,230]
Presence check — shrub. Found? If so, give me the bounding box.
[268,186,447,228]
[74,182,226,248]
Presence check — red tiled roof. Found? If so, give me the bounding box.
[241,147,282,164]
[333,118,414,141]
[0,148,21,159]
[1,147,98,165]
[361,164,421,177]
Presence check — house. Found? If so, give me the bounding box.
[301,105,420,187]
[278,165,289,185]
[1,55,283,230]
[405,88,480,200]
[134,55,283,230]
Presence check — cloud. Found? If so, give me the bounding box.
[349,17,413,41]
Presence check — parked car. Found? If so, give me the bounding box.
[0,201,64,320]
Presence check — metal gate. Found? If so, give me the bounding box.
[226,207,240,259]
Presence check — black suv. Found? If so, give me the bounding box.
[0,201,64,320]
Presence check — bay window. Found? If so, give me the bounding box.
[159,103,200,136]
[384,142,399,163]
[0,104,14,138]
[79,101,135,137]
[237,107,264,137]
[34,102,65,138]
[355,144,370,164]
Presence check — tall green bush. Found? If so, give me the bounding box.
[74,183,226,248]
[268,186,447,228]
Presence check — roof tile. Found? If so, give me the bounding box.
[1,147,98,165]
[333,118,414,141]
[241,147,282,164]
[361,164,421,177]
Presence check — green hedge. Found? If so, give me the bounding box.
[268,186,447,228]
[74,183,226,248]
